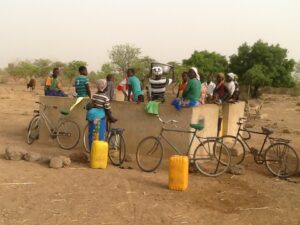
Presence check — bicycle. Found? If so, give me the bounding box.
[136,116,231,177]
[221,117,299,178]
[26,102,81,150]
[83,121,126,166]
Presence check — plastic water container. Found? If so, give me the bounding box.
[90,141,108,169]
[169,155,189,191]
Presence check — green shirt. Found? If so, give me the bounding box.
[75,75,89,97]
[184,79,201,101]
[128,75,142,101]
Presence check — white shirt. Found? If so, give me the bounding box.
[207,81,216,96]
[224,81,235,96]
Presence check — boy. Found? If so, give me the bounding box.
[149,66,173,102]
[74,66,91,98]
[86,79,117,150]
[127,68,144,103]
[105,74,114,101]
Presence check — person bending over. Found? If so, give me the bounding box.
[127,68,144,103]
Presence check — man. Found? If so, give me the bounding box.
[127,68,144,103]
[74,66,91,98]
[224,72,236,100]
[149,66,173,102]
[44,68,66,96]
[206,75,216,98]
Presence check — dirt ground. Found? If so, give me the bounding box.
[0,82,300,225]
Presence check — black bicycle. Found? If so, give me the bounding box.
[83,122,126,166]
[222,117,299,178]
[136,116,231,177]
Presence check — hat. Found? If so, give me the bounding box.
[96,79,107,92]
[227,73,235,80]
[191,67,200,80]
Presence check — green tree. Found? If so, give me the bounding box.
[229,40,295,96]
[33,59,52,77]
[64,60,87,83]
[183,50,228,80]
[293,60,300,81]
[167,61,189,85]
[5,61,37,79]
[133,56,155,84]
[109,44,141,74]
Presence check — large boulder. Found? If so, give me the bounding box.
[4,146,27,161]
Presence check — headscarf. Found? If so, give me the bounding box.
[191,67,200,80]
[96,79,107,92]
[227,72,235,80]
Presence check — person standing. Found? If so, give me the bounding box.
[74,66,91,98]
[105,74,114,101]
[127,68,144,103]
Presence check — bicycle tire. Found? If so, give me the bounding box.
[108,132,126,166]
[221,135,246,165]
[83,124,90,153]
[136,136,163,172]
[265,143,299,178]
[193,139,231,177]
[26,116,40,145]
[56,119,81,150]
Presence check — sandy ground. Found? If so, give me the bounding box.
[0,83,300,225]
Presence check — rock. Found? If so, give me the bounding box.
[38,155,51,164]
[260,113,268,120]
[59,156,71,167]
[49,157,63,169]
[24,152,41,162]
[282,128,291,134]
[228,165,245,175]
[125,154,133,163]
[4,146,27,161]
[69,152,88,163]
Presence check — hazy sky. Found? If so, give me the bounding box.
[0,0,299,71]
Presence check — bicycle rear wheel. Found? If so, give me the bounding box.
[221,135,245,165]
[193,139,231,177]
[108,132,126,166]
[265,143,299,178]
[136,136,163,172]
[56,119,81,150]
[26,116,40,144]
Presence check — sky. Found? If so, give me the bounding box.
[0,0,299,71]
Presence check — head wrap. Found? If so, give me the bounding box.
[191,67,200,80]
[96,79,107,92]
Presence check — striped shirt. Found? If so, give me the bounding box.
[75,75,89,97]
[92,93,111,110]
[149,77,172,100]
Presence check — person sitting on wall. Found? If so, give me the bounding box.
[74,66,91,98]
[200,80,208,104]
[206,74,216,103]
[224,72,236,101]
[127,68,144,103]
[176,72,188,98]
[149,66,173,102]
[44,68,67,97]
[172,67,201,110]
[232,74,240,101]
[213,72,226,104]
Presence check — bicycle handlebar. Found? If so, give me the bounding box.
[156,115,179,125]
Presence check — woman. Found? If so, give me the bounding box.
[44,68,66,96]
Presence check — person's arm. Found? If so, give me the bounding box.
[182,81,191,98]
[85,83,91,98]
[127,85,132,101]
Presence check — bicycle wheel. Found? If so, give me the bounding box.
[265,143,299,178]
[83,124,90,153]
[221,135,246,165]
[136,136,163,172]
[26,116,40,144]
[56,119,81,150]
[108,132,126,166]
[193,139,231,177]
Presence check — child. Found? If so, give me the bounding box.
[149,66,173,102]
[74,66,91,98]
[127,68,144,103]
[177,72,188,98]
[105,74,114,101]
[86,79,117,151]
[44,67,66,97]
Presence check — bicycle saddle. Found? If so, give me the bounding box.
[261,127,273,135]
[190,123,204,131]
[60,110,69,116]
[110,128,125,134]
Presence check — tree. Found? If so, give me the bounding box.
[229,40,295,96]
[293,60,300,81]
[109,44,141,74]
[5,61,37,79]
[133,56,155,84]
[167,61,189,84]
[33,59,52,77]
[63,60,87,84]
[183,50,228,80]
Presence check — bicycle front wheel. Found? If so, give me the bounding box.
[26,116,40,145]
[221,135,245,165]
[56,119,81,150]
[136,136,163,172]
[193,140,231,177]
[265,143,299,178]
[108,133,126,166]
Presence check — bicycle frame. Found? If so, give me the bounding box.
[234,123,270,156]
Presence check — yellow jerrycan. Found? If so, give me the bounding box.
[90,140,108,169]
[169,155,189,191]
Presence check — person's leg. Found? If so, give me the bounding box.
[88,121,95,151]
